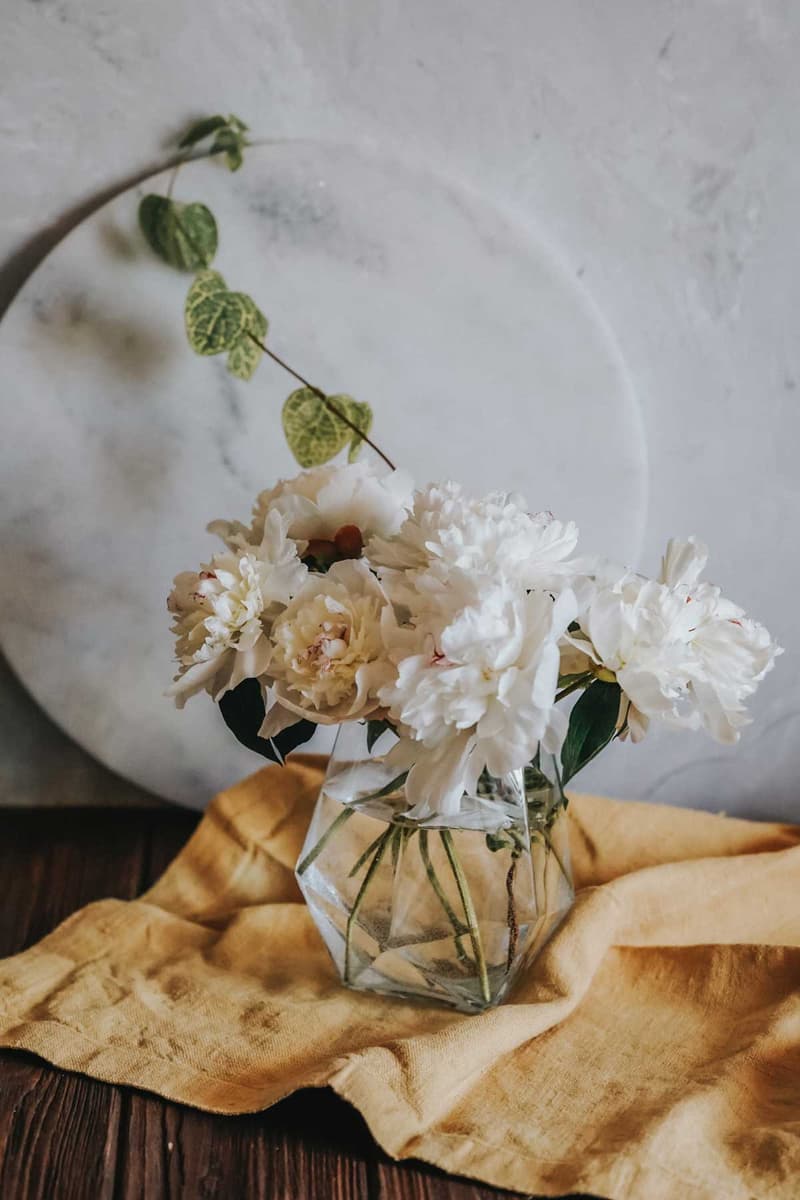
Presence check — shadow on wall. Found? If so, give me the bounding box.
[0,651,163,808]
[0,152,189,801]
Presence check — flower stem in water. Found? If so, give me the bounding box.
[419,830,470,964]
[348,828,388,878]
[505,854,519,971]
[344,826,393,984]
[542,826,570,889]
[296,806,354,876]
[440,830,491,1006]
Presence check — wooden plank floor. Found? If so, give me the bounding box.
[0,808,600,1200]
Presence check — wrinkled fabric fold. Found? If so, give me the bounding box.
[0,756,797,1200]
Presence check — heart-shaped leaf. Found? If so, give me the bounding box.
[178,114,249,169]
[211,126,247,171]
[282,387,351,467]
[139,195,218,270]
[184,270,247,354]
[338,396,373,462]
[226,295,268,379]
[560,680,622,784]
[185,272,268,378]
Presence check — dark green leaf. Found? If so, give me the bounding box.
[138,195,218,270]
[178,115,228,148]
[366,718,393,753]
[560,680,622,784]
[219,678,314,763]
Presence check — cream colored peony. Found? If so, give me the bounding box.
[167,511,306,707]
[209,462,413,559]
[260,559,393,734]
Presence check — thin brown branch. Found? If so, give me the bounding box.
[247,333,396,470]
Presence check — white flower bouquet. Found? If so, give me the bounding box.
[157,126,780,1008]
[169,461,780,1010]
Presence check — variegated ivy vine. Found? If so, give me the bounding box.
[138,115,392,470]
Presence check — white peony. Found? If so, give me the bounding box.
[261,558,393,733]
[378,568,576,817]
[210,462,413,560]
[167,510,306,707]
[566,537,781,744]
[367,480,579,592]
[659,537,781,742]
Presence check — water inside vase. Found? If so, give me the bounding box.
[297,777,573,1012]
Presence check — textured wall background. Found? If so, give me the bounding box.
[1,1,798,815]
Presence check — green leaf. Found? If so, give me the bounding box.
[138,195,218,270]
[282,387,351,467]
[184,270,247,355]
[226,295,268,380]
[337,396,373,462]
[560,680,622,784]
[366,719,393,753]
[178,115,228,148]
[219,678,314,764]
[210,126,246,171]
[185,272,268,378]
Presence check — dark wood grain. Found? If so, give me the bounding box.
[0,807,596,1200]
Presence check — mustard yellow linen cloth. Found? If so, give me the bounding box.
[0,756,798,1199]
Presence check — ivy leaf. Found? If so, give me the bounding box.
[226,296,268,380]
[560,680,622,784]
[366,718,393,753]
[184,270,247,354]
[210,126,247,171]
[282,387,351,467]
[178,115,228,148]
[138,195,218,270]
[218,678,315,764]
[337,396,373,462]
[185,273,268,378]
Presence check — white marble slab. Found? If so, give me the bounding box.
[0,143,644,807]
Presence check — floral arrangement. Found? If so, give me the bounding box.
[153,114,781,1009]
[168,461,780,816]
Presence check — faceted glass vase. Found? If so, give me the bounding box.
[296,722,575,1013]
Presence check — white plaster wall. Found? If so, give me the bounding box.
[1,1,798,816]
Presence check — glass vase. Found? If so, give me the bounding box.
[295,721,574,1013]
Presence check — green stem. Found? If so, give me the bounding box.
[554,672,594,703]
[542,827,571,890]
[344,827,393,984]
[440,830,491,1005]
[419,830,469,964]
[551,754,568,812]
[247,333,396,471]
[348,829,388,878]
[505,854,519,971]
[296,806,354,876]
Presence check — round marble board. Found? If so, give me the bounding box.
[0,142,646,808]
